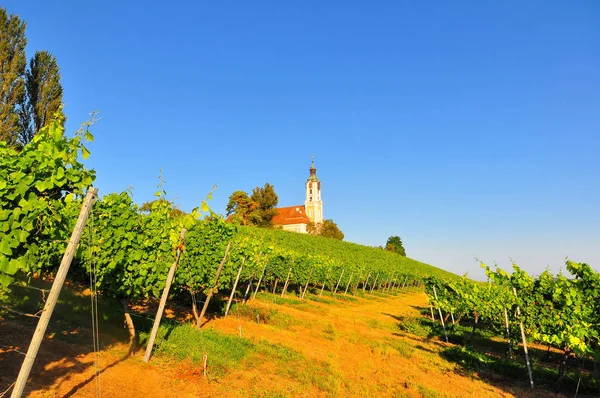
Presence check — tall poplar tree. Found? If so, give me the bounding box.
[0,7,64,147]
[20,50,64,144]
[0,8,27,146]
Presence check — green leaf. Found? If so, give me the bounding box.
[0,272,14,286]
[56,167,65,180]
[201,201,210,212]
[51,124,63,141]
[35,180,53,192]
[84,131,95,142]
[81,145,90,160]
[5,258,22,274]
[0,240,12,256]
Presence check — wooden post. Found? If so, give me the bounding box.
[333,269,345,295]
[272,277,279,295]
[301,266,314,300]
[401,276,408,290]
[319,282,326,297]
[429,301,435,321]
[383,277,390,293]
[513,287,534,388]
[143,229,187,362]
[251,252,265,300]
[196,242,232,328]
[224,258,245,317]
[281,267,292,298]
[11,188,98,398]
[344,272,354,295]
[362,272,371,293]
[432,285,449,342]
[370,274,379,295]
[503,307,512,357]
[242,273,254,304]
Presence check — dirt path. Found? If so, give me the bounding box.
[1,291,555,397]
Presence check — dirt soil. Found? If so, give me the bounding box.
[1,291,567,397]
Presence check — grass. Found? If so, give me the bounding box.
[229,303,302,329]
[140,324,254,378]
[139,322,342,393]
[396,316,433,338]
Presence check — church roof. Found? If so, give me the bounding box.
[272,205,310,226]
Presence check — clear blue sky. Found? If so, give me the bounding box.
[5,1,599,279]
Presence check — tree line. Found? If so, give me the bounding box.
[0,7,64,148]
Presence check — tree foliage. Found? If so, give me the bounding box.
[385,236,406,256]
[0,7,64,147]
[226,183,278,227]
[250,183,278,227]
[226,190,257,226]
[20,50,64,144]
[0,7,27,147]
[307,219,344,240]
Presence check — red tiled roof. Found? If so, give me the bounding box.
[272,205,310,225]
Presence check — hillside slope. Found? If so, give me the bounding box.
[238,226,456,280]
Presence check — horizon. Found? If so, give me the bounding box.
[3,1,599,280]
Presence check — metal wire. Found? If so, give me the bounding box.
[87,209,101,397]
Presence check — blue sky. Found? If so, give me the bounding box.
[5,1,599,279]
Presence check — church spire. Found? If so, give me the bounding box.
[308,155,318,180]
[305,155,323,223]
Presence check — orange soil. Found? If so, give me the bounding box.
[1,291,567,397]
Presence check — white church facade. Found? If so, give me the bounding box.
[272,157,323,233]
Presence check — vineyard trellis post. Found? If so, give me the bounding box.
[362,272,371,293]
[402,276,408,290]
[143,228,187,362]
[370,274,379,295]
[196,242,231,327]
[242,272,255,304]
[333,269,345,295]
[503,306,512,357]
[513,287,534,389]
[301,266,315,300]
[225,257,245,317]
[428,296,435,321]
[281,267,292,297]
[251,252,265,300]
[11,188,98,398]
[344,272,354,295]
[432,285,449,343]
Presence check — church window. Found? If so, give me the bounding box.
[310,196,312,201]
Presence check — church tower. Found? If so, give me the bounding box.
[305,156,323,224]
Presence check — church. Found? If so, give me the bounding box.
[272,157,323,233]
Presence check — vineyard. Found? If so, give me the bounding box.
[1,119,599,397]
[424,262,600,394]
[0,119,451,395]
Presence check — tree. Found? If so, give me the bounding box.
[385,236,406,256]
[307,219,344,240]
[19,50,64,144]
[250,183,278,227]
[0,7,27,147]
[226,183,278,227]
[226,190,257,226]
[0,8,64,147]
